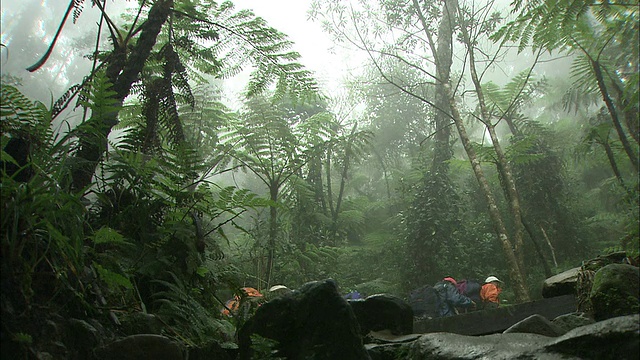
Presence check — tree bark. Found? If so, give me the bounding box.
[72,0,174,191]
[265,183,279,288]
[455,1,527,276]
[413,0,454,172]
[331,123,358,240]
[591,59,639,172]
[445,83,530,302]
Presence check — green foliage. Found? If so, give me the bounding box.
[153,272,235,347]
[11,332,33,345]
[493,0,636,53]
[1,85,88,313]
[276,243,340,286]
[402,169,465,287]
[1,85,50,141]
[149,0,319,100]
[93,261,134,290]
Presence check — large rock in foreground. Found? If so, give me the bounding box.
[238,279,370,360]
[589,263,640,321]
[370,314,639,360]
[349,294,413,335]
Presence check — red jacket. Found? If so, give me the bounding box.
[480,283,501,304]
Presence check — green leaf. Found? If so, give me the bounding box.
[93,261,133,290]
[91,227,132,247]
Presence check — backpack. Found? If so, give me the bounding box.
[456,279,481,303]
[408,284,441,319]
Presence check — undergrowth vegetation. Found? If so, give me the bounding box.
[1,0,637,358]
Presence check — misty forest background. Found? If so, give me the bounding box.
[1,0,638,350]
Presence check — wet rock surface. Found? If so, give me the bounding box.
[368,314,639,360]
[551,312,595,333]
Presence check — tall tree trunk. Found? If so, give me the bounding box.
[432,0,454,172]
[72,0,173,191]
[602,140,630,193]
[331,123,358,240]
[521,214,553,278]
[455,1,527,275]
[610,77,639,144]
[591,59,639,172]
[445,84,530,302]
[413,0,454,171]
[325,150,335,220]
[265,183,278,288]
[372,148,392,201]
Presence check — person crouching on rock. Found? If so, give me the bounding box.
[480,276,503,310]
[435,277,475,317]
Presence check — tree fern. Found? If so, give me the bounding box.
[494,0,638,159]
[164,1,319,100]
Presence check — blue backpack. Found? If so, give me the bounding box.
[409,284,441,318]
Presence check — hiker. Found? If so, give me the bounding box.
[480,276,503,309]
[434,277,475,317]
[267,284,292,300]
[221,287,263,317]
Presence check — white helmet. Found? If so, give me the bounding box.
[485,276,502,283]
[269,285,289,292]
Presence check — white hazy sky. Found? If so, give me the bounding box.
[227,0,360,101]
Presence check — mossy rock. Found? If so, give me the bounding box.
[589,264,639,321]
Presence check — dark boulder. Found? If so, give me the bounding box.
[238,279,370,360]
[349,294,413,335]
[95,334,183,360]
[188,341,233,360]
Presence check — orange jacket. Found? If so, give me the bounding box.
[480,283,501,304]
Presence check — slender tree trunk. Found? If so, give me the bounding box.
[325,150,335,220]
[413,0,454,171]
[521,214,552,278]
[455,1,527,275]
[602,140,629,191]
[496,156,552,277]
[310,157,328,214]
[609,77,639,144]
[591,59,639,172]
[445,84,530,301]
[265,183,278,288]
[332,123,358,232]
[486,124,527,270]
[72,0,173,191]
[372,148,392,201]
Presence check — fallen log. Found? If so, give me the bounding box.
[413,295,577,335]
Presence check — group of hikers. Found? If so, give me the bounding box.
[409,276,503,319]
[221,277,503,320]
